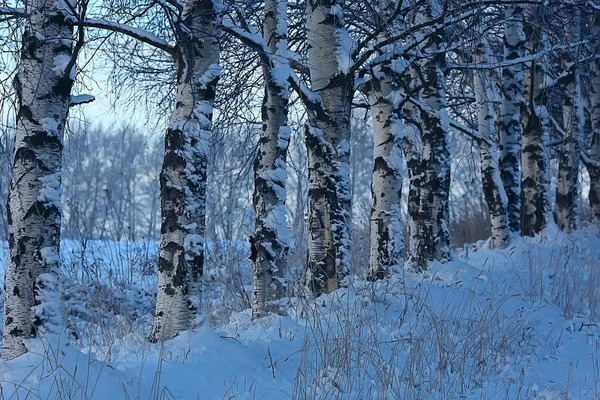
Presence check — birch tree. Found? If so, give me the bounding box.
[473,35,509,248]
[367,0,404,280]
[303,0,353,295]
[410,0,452,266]
[586,19,600,223]
[498,4,525,234]
[251,0,291,318]
[521,5,550,237]
[554,7,584,233]
[150,0,221,341]
[2,0,79,359]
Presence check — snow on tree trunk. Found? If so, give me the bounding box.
[3,0,74,360]
[304,0,353,296]
[252,0,290,319]
[473,38,509,249]
[150,0,221,341]
[401,64,424,265]
[554,8,584,233]
[498,5,525,234]
[367,1,404,280]
[411,0,451,268]
[520,6,550,237]
[587,42,600,224]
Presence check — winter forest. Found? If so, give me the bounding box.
[0,0,600,398]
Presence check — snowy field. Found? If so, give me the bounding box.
[1,226,600,399]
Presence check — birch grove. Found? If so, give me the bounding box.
[2,0,600,356]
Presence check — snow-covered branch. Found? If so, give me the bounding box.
[84,18,174,54]
[448,40,594,70]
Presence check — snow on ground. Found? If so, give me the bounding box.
[1,226,600,399]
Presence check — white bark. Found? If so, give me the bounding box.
[520,5,550,237]
[554,8,583,233]
[368,0,404,280]
[473,37,509,249]
[402,64,423,263]
[305,0,353,295]
[411,0,451,268]
[252,0,290,319]
[587,28,600,223]
[150,0,220,341]
[3,0,74,360]
[498,5,525,233]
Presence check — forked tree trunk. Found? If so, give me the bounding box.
[252,0,290,318]
[150,0,220,341]
[412,0,451,267]
[554,8,584,233]
[521,5,550,237]
[3,0,74,360]
[473,38,509,249]
[367,18,405,280]
[498,5,525,233]
[305,0,352,295]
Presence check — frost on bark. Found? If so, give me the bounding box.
[410,0,451,268]
[554,8,583,233]
[150,0,220,341]
[473,38,509,249]
[304,0,353,296]
[3,0,74,360]
[252,0,290,319]
[367,0,404,281]
[498,5,525,233]
[586,33,600,224]
[520,6,550,237]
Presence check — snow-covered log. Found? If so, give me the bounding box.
[473,37,509,249]
[3,0,75,360]
[150,0,221,341]
[304,0,353,295]
[520,5,550,237]
[252,0,290,318]
[554,8,584,233]
[498,5,525,234]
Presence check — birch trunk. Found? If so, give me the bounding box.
[520,6,550,237]
[412,0,451,267]
[150,0,220,341]
[587,40,600,223]
[473,38,509,249]
[368,63,404,279]
[3,0,74,360]
[252,0,290,318]
[498,5,525,233]
[367,0,405,280]
[305,0,352,296]
[401,62,423,265]
[554,8,583,233]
